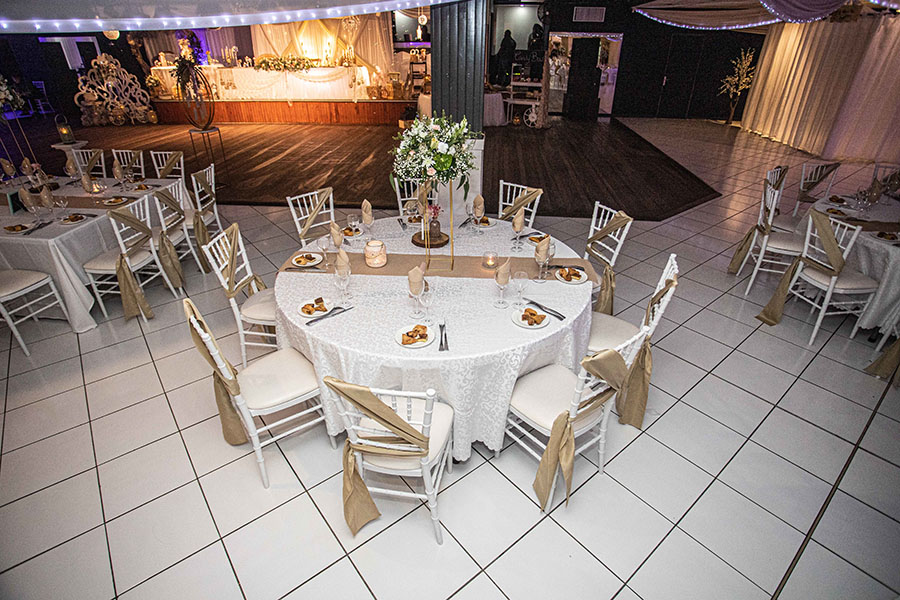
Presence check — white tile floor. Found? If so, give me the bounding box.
[1,118,899,600]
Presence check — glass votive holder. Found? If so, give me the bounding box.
[364,239,387,268]
[482,251,499,269]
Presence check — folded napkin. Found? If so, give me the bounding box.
[81,173,93,193]
[336,248,351,276]
[535,236,550,263]
[473,194,485,220]
[39,186,54,208]
[512,207,525,233]
[361,199,374,226]
[408,264,424,296]
[64,156,78,177]
[20,159,33,176]
[1,158,14,177]
[112,159,124,181]
[496,258,511,286]
[330,221,343,247]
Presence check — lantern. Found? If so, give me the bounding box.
[55,115,75,144]
[364,240,388,268]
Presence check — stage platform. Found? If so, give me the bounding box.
[153,99,415,126]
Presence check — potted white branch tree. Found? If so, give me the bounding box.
[719,48,756,126]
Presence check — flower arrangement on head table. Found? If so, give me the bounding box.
[391,113,476,194]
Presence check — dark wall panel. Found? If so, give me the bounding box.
[432,0,489,131]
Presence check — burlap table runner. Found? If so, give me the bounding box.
[280,250,600,284]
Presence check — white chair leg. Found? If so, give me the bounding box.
[735,231,757,280]
[445,440,453,474]
[87,273,109,318]
[543,468,559,513]
[238,326,248,368]
[328,434,338,449]
[0,302,29,356]
[154,256,181,299]
[250,433,270,488]
[422,469,443,544]
[47,279,70,322]
[849,293,873,339]
[183,230,205,272]
[744,237,766,296]
[809,288,834,345]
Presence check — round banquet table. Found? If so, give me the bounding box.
[274,217,593,460]
[807,195,900,331]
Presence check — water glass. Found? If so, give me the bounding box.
[512,271,528,308]
[420,289,435,325]
[409,288,425,320]
[316,236,331,269]
[53,195,69,219]
[533,241,556,283]
[493,281,509,309]
[333,271,350,305]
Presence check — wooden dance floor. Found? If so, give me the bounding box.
[8,116,717,221]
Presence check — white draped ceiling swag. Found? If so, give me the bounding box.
[0,0,449,34]
[741,17,900,162]
[634,0,900,30]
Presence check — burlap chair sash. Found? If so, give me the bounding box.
[220,223,267,299]
[154,188,186,230]
[85,150,103,172]
[110,204,184,291]
[500,188,542,220]
[586,211,633,315]
[644,276,678,327]
[757,210,845,326]
[107,208,157,321]
[798,162,840,204]
[728,187,775,274]
[865,338,900,387]
[324,376,429,535]
[191,171,218,273]
[158,151,184,178]
[533,341,652,510]
[183,299,249,445]
[124,151,141,170]
[298,187,333,239]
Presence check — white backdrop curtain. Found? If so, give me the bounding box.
[250,15,392,75]
[142,31,179,59]
[741,18,900,163]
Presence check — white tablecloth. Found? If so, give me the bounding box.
[215,66,369,100]
[809,196,900,330]
[274,218,592,460]
[418,93,508,126]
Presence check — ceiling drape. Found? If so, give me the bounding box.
[634,0,779,29]
[741,18,900,163]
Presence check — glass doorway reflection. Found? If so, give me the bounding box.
[548,33,622,117]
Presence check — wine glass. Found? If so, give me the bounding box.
[316,236,331,270]
[53,194,69,220]
[409,286,425,319]
[511,221,525,252]
[333,270,350,305]
[512,270,528,308]
[493,279,509,309]
[347,214,360,246]
[420,289,435,325]
[64,161,79,186]
[533,241,556,284]
[124,165,135,190]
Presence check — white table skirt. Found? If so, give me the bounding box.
[809,197,900,331]
[419,93,507,126]
[218,67,370,101]
[274,218,592,460]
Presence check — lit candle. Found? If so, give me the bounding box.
[482,251,499,269]
[365,240,388,268]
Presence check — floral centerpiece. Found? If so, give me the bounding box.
[0,74,25,117]
[254,55,315,73]
[391,114,477,269]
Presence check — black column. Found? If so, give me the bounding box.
[431,0,489,132]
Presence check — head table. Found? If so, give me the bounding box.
[274,217,593,460]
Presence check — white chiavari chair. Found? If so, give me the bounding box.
[30,81,54,114]
[150,150,186,182]
[588,254,678,353]
[790,162,839,218]
[873,163,899,185]
[151,180,204,271]
[584,201,632,268]
[392,176,438,213]
[333,381,453,543]
[788,215,878,345]
[190,163,224,234]
[498,180,542,228]
[111,149,146,179]
[287,188,334,244]
[83,196,181,321]
[184,299,332,488]
[0,270,69,356]
[736,180,805,295]
[72,148,107,179]
[768,165,800,233]
[202,225,277,367]
[499,325,651,510]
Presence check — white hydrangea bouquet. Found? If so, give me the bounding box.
[392,113,476,189]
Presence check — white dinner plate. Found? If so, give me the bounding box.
[554,267,588,285]
[61,213,88,226]
[523,232,550,246]
[3,222,36,235]
[102,197,129,207]
[298,298,333,318]
[474,217,497,229]
[395,324,436,348]
[510,309,550,329]
[342,227,363,238]
[291,252,323,268]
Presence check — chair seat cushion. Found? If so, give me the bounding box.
[83,246,152,273]
[240,288,276,324]
[362,399,454,470]
[588,312,640,353]
[0,269,49,299]
[771,214,799,233]
[509,364,602,432]
[237,348,319,411]
[800,266,879,293]
[184,208,216,228]
[151,225,187,246]
[764,232,804,254]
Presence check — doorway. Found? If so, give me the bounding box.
[548,32,622,118]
